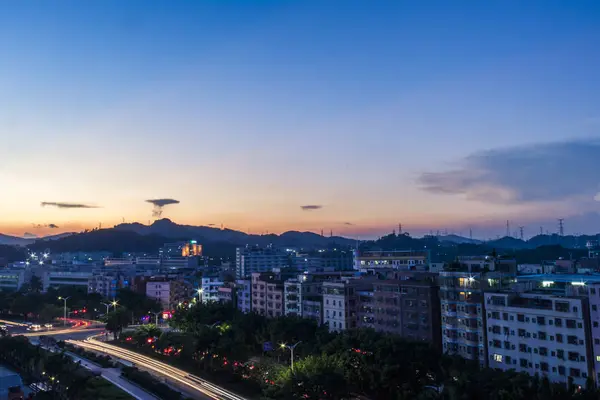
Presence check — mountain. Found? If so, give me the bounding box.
[0,234,31,246]
[113,219,356,248]
[438,235,482,245]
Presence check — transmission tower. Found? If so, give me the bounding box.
[558,219,564,236]
[506,220,510,237]
[519,226,524,240]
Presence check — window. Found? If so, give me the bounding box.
[493,354,503,363]
[573,306,578,312]
[595,322,599,328]
[517,314,525,322]
[568,335,578,345]
[596,356,600,363]
[556,334,563,343]
[557,349,564,360]
[538,332,547,341]
[503,312,508,321]
[570,368,581,378]
[540,362,549,372]
[592,288,597,295]
[518,329,526,337]
[537,316,546,325]
[539,347,548,357]
[566,319,576,329]
[558,366,565,376]
[568,352,580,361]
[596,339,600,345]
[520,358,528,368]
[554,318,562,327]
[593,305,598,311]
[519,344,527,353]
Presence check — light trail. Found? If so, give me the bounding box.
[67,338,248,400]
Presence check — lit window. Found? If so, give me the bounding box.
[596,356,600,362]
[493,354,503,363]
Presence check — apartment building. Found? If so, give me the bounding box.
[236,279,252,313]
[88,274,120,298]
[201,276,224,304]
[322,278,372,332]
[354,250,429,272]
[236,246,290,278]
[485,291,592,387]
[294,250,355,272]
[367,278,441,347]
[146,279,190,310]
[251,272,284,318]
[217,285,235,304]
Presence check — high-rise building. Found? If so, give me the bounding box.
[236,246,290,278]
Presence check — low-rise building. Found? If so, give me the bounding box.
[88,274,120,298]
[146,279,190,310]
[322,278,372,332]
[485,291,593,387]
[355,250,430,272]
[0,269,26,291]
[201,276,224,304]
[42,271,93,292]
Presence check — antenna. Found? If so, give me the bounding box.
[506,220,510,237]
[320,229,324,237]
[558,219,564,236]
[398,223,402,234]
[519,226,524,240]
[330,229,333,237]
[122,217,125,223]
[469,228,473,240]
[99,222,102,229]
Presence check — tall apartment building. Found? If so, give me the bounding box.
[485,291,593,386]
[236,279,252,313]
[251,272,284,318]
[355,250,429,272]
[236,246,290,278]
[363,278,441,347]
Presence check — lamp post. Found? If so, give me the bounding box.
[197,288,203,304]
[101,302,111,315]
[280,341,302,371]
[149,311,161,326]
[58,296,70,327]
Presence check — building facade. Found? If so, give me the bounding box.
[236,246,290,279]
[201,276,224,304]
[236,279,252,313]
[485,292,593,387]
[251,272,284,318]
[146,280,190,310]
[355,250,429,272]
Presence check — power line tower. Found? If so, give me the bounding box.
[519,226,524,240]
[506,220,510,237]
[398,223,402,235]
[469,228,473,240]
[558,219,564,236]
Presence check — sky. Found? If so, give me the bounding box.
[1,1,600,239]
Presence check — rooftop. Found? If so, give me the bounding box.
[518,273,600,284]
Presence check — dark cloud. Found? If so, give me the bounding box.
[146,198,180,218]
[41,202,98,209]
[32,223,60,229]
[343,222,355,226]
[300,205,323,211]
[418,139,600,204]
[23,232,37,239]
[207,223,216,226]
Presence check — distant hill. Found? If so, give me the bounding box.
[438,235,482,245]
[113,218,356,248]
[0,232,76,247]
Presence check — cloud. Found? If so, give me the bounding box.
[207,223,216,226]
[419,139,600,205]
[343,222,355,226]
[41,202,98,209]
[300,205,323,211]
[32,223,60,229]
[146,198,180,218]
[23,232,37,239]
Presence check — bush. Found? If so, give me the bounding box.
[121,366,182,400]
[65,343,116,368]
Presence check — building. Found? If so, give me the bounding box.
[322,278,372,332]
[217,285,235,305]
[365,277,441,347]
[439,268,515,367]
[161,241,202,258]
[42,271,93,292]
[104,258,134,267]
[162,257,197,270]
[146,279,190,310]
[201,276,224,304]
[236,246,290,279]
[0,366,25,400]
[88,274,120,298]
[0,269,26,291]
[294,250,355,271]
[485,291,593,387]
[587,283,600,383]
[251,272,284,318]
[354,250,430,272]
[236,279,252,313]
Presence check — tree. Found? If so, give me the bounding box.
[132,324,162,346]
[38,304,63,323]
[105,307,130,340]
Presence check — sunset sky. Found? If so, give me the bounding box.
[1,1,600,239]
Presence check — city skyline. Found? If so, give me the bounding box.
[2,2,600,238]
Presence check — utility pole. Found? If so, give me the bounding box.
[58,296,70,327]
[469,228,473,240]
[398,223,402,234]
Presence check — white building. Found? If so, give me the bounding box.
[236,279,252,313]
[235,246,289,279]
[354,250,429,272]
[201,276,224,304]
[146,280,190,310]
[284,274,323,320]
[586,283,600,383]
[42,271,93,292]
[0,269,26,291]
[322,279,366,332]
[88,275,119,299]
[485,291,592,386]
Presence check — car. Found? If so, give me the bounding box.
[27,324,42,331]
[44,324,53,329]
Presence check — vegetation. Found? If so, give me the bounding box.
[64,343,117,368]
[0,335,131,399]
[114,303,600,399]
[121,366,183,400]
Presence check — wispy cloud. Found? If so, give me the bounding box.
[343,222,354,226]
[41,202,98,209]
[32,223,60,229]
[419,139,600,205]
[300,205,323,211]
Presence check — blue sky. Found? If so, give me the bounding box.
[1,1,599,238]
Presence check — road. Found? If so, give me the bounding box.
[67,337,248,400]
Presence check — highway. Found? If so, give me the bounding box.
[67,337,248,400]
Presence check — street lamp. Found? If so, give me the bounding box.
[196,288,203,303]
[58,296,70,327]
[148,310,161,326]
[280,341,302,371]
[100,302,111,314]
